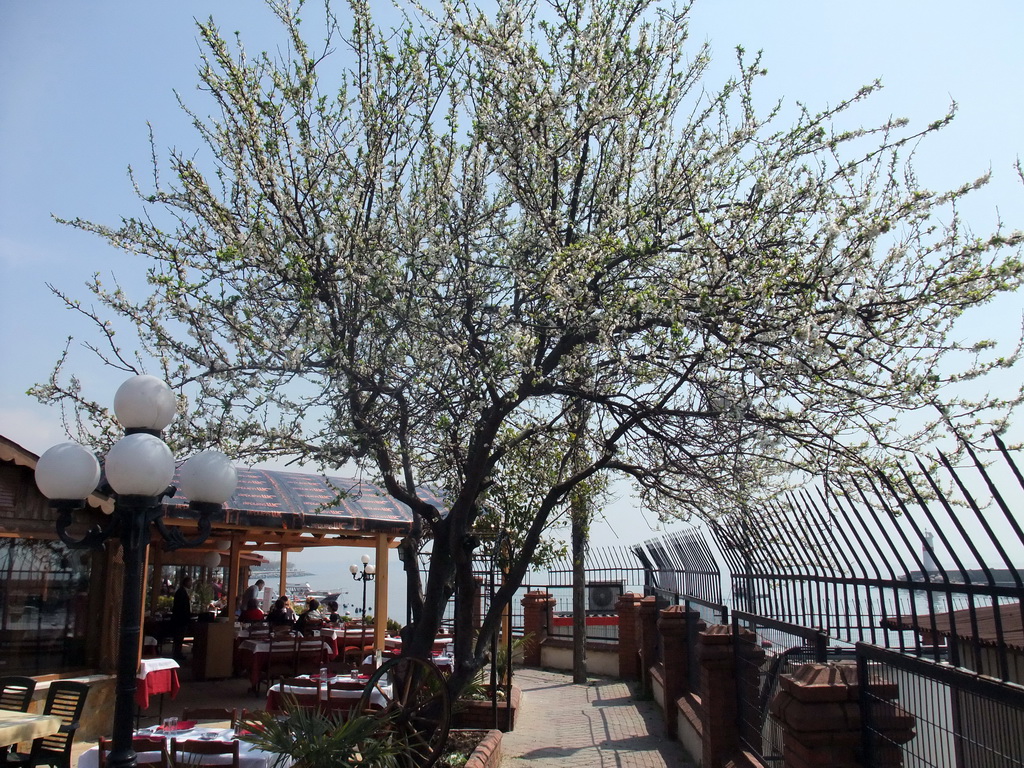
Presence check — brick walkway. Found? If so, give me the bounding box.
[500,668,696,767]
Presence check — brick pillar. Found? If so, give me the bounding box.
[638,596,660,695]
[616,592,643,681]
[699,623,763,768]
[521,591,555,667]
[658,605,707,733]
[770,662,915,768]
[657,606,686,737]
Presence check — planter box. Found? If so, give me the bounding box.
[446,729,502,768]
[452,684,521,732]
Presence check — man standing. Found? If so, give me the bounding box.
[241,579,266,613]
[170,575,193,661]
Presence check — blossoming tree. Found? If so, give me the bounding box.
[36,0,1024,695]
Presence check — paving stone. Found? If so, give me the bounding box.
[501,668,696,767]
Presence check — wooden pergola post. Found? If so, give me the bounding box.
[227,535,243,618]
[279,550,289,598]
[148,537,164,614]
[373,534,389,651]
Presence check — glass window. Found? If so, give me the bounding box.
[0,537,94,675]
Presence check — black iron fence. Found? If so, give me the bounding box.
[858,643,1024,767]
[708,437,1024,683]
[731,611,834,762]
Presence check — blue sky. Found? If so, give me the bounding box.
[2,1,1023,563]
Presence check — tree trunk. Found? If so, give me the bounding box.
[571,506,587,684]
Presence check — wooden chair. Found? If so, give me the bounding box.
[256,634,298,696]
[170,739,239,768]
[240,621,270,640]
[338,626,362,668]
[180,707,237,727]
[324,678,368,721]
[294,640,327,677]
[0,676,36,712]
[6,680,89,768]
[275,677,321,714]
[98,736,168,768]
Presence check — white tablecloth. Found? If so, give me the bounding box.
[237,638,330,655]
[138,657,180,679]
[269,679,391,709]
[318,628,374,642]
[77,728,282,768]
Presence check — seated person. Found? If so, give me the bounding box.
[324,600,342,625]
[239,598,265,622]
[267,596,297,628]
[295,598,324,636]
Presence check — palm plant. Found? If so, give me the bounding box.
[238,701,401,768]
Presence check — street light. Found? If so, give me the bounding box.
[349,553,375,624]
[34,375,237,768]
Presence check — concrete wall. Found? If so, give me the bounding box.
[539,644,619,676]
[29,674,116,742]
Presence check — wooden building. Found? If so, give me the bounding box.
[0,433,436,678]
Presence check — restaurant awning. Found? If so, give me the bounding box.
[162,467,443,537]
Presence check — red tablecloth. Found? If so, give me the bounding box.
[135,661,180,709]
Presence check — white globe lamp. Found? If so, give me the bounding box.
[104,433,176,496]
[35,442,101,501]
[203,551,223,569]
[180,450,238,504]
[113,375,177,432]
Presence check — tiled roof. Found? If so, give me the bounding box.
[164,467,443,536]
[883,603,1024,651]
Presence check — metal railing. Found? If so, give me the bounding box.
[858,642,1024,767]
[707,437,1024,683]
[732,611,834,762]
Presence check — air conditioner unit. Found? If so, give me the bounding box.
[587,582,623,613]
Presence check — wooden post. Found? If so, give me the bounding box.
[226,535,243,618]
[136,540,152,662]
[279,551,288,597]
[373,534,389,651]
[148,538,164,614]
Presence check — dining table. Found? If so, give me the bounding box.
[381,635,454,654]
[77,725,283,768]
[266,675,392,712]
[236,637,336,691]
[136,657,181,710]
[0,711,64,749]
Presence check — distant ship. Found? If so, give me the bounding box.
[249,562,314,595]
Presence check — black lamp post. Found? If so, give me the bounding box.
[34,375,237,768]
[349,554,376,624]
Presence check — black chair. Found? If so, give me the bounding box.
[6,681,89,768]
[0,676,38,765]
[0,677,36,712]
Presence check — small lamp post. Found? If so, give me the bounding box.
[349,554,376,625]
[34,375,236,768]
